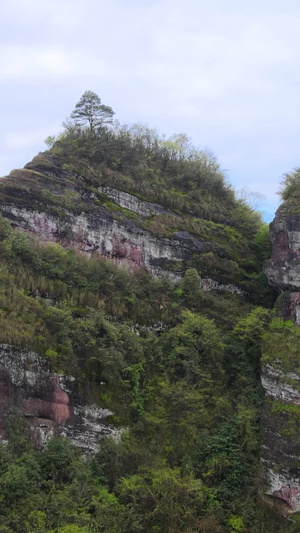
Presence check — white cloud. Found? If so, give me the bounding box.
[4,130,51,149]
[0,46,80,79]
[1,0,300,220]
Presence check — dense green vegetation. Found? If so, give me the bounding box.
[279,168,300,202]
[0,116,274,303]
[0,218,293,532]
[278,167,300,215]
[0,93,296,531]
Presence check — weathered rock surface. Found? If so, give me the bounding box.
[0,159,244,293]
[263,207,300,512]
[265,210,300,322]
[265,213,300,292]
[0,204,206,281]
[0,344,121,453]
[261,364,300,512]
[98,186,177,218]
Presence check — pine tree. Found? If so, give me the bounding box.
[70,90,115,131]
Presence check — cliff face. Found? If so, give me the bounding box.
[261,364,300,512]
[263,207,300,512]
[0,204,207,282]
[0,344,120,453]
[0,151,257,455]
[0,153,246,294]
[0,149,272,476]
[265,212,300,291]
[265,211,300,324]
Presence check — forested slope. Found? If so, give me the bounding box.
[0,93,296,532]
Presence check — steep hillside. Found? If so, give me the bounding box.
[0,97,293,533]
[0,118,272,302]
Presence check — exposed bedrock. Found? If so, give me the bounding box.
[265,213,300,291]
[0,344,121,453]
[261,364,300,512]
[263,209,300,512]
[0,155,247,294]
[0,202,243,295]
[98,186,177,218]
[265,211,300,322]
[1,204,202,280]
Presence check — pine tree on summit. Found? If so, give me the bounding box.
[71,90,115,131]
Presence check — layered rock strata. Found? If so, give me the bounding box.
[0,344,120,453]
[263,207,300,512]
[0,160,243,293]
[0,204,208,282]
[265,211,300,323]
[261,364,300,512]
[98,186,177,218]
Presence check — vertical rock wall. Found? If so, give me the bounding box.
[263,208,300,512]
[0,344,121,453]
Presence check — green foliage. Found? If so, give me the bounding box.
[253,223,271,262]
[269,399,300,438]
[118,467,205,532]
[182,268,201,308]
[0,107,275,305]
[233,307,271,352]
[164,310,225,382]
[4,408,31,457]
[44,135,56,148]
[0,226,292,532]
[52,526,90,533]
[279,167,300,200]
[47,117,261,243]
[0,216,11,242]
[262,317,300,374]
[228,515,245,532]
[70,90,115,131]
[0,102,290,531]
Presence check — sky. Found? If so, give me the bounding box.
[1,1,300,222]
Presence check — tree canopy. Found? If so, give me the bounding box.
[70,90,115,131]
[279,168,300,200]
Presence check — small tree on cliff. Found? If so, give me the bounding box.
[70,90,115,132]
[279,168,300,200]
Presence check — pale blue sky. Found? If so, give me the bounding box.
[2,0,300,221]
